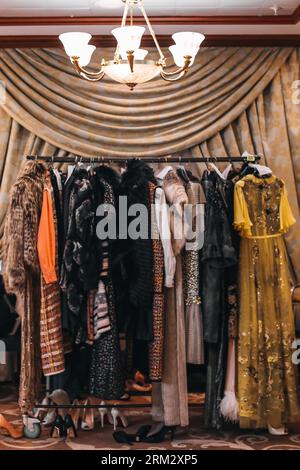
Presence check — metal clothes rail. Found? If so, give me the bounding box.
[26,155,261,164]
[34,403,202,409]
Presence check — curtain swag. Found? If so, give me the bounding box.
[0,46,300,280]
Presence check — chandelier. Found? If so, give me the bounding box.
[59,0,205,90]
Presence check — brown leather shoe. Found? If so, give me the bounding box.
[0,413,24,439]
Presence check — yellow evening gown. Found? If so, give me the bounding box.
[234,174,300,429]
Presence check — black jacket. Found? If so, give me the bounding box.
[120,160,156,342]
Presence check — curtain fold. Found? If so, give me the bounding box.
[0,47,299,280]
[0,47,292,156]
[190,49,300,281]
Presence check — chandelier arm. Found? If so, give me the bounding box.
[114,1,130,62]
[76,72,105,82]
[71,58,105,81]
[160,69,189,82]
[138,2,165,62]
[159,56,192,78]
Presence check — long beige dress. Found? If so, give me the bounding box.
[152,169,189,427]
[183,180,206,365]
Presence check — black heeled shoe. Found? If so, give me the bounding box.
[113,425,152,445]
[50,414,67,439]
[65,414,77,439]
[143,425,176,443]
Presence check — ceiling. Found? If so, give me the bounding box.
[0,0,299,17]
[0,0,300,45]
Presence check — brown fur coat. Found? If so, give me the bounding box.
[3,161,46,412]
[3,162,46,296]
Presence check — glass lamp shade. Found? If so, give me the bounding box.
[104,60,160,87]
[172,32,205,58]
[59,32,91,57]
[112,26,145,52]
[77,45,96,67]
[169,45,196,68]
[120,48,148,61]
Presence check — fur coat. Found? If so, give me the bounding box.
[3,161,47,412]
[3,162,46,297]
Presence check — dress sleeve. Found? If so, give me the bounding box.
[233,181,253,237]
[37,189,57,284]
[280,182,296,233]
[155,187,176,288]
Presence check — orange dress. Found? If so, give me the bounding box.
[37,176,65,377]
[37,188,57,284]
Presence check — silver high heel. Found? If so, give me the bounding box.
[81,398,95,431]
[42,409,56,427]
[98,401,113,428]
[34,396,50,420]
[111,407,128,431]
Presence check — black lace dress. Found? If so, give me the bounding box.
[89,169,125,399]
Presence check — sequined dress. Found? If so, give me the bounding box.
[234,174,300,429]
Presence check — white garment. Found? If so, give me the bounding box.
[222,163,232,180]
[66,165,75,182]
[53,169,62,191]
[241,151,271,176]
[209,162,224,180]
[249,163,272,176]
[154,187,176,288]
[156,166,173,182]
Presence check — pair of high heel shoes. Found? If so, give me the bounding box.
[34,390,71,427]
[70,399,128,432]
[98,403,128,431]
[50,414,77,439]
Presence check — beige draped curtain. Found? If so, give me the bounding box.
[0,46,299,279]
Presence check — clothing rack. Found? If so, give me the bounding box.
[26,155,261,164]
[28,152,261,414]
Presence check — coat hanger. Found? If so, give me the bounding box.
[177,156,190,183]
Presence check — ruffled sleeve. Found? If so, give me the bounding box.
[233,181,253,237]
[280,182,296,233]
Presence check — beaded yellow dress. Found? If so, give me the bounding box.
[234,174,299,429]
